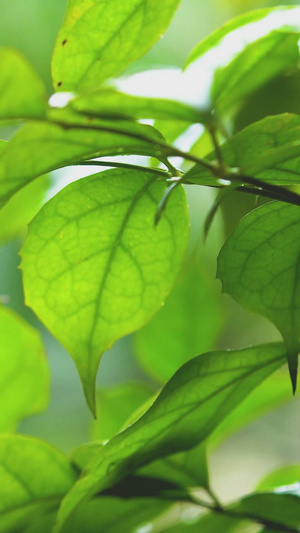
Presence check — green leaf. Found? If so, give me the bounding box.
[52,0,181,91]
[217,202,300,392]
[134,260,223,382]
[234,493,300,530]
[21,169,189,414]
[185,114,300,187]
[0,119,169,206]
[140,442,209,490]
[71,88,205,123]
[0,435,77,533]
[0,306,49,431]
[210,370,295,448]
[185,8,293,65]
[54,343,285,532]
[91,382,153,441]
[102,474,189,501]
[257,465,300,492]
[0,48,47,120]
[70,443,104,471]
[26,497,169,533]
[0,175,49,245]
[211,32,300,115]
[185,7,300,114]
[160,512,243,532]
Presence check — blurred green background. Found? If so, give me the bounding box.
[0,0,300,504]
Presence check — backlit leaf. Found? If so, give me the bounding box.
[0,119,169,206]
[0,48,47,120]
[185,7,300,114]
[91,382,153,441]
[210,370,295,447]
[257,464,300,492]
[21,169,189,414]
[54,343,285,531]
[185,114,300,187]
[0,306,49,431]
[26,497,169,533]
[0,175,49,245]
[0,435,77,533]
[52,0,181,91]
[234,493,300,530]
[71,88,205,123]
[217,202,300,391]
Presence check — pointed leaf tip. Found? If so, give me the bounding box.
[21,169,189,413]
[287,354,298,395]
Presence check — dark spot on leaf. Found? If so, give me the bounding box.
[62,39,67,46]
[57,81,62,87]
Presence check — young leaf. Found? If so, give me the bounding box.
[52,0,181,91]
[0,435,77,533]
[257,464,300,492]
[217,202,300,391]
[139,442,209,490]
[0,48,47,120]
[185,8,294,65]
[21,169,189,414]
[185,7,300,114]
[185,114,300,187]
[211,31,300,115]
[0,175,49,245]
[134,260,223,383]
[234,493,300,530]
[210,371,296,448]
[71,88,205,123]
[54,343,285,532]
[0,306,49,431]
[91,382,153,441]
[26,497,169,533]
[0,119,169,206]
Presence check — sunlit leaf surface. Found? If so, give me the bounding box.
[21,169,189,413]
[54,343,285,531]
[52,0,181,91]
[0,435,77,533]
[0,48,47,120]
[218,202,300,390]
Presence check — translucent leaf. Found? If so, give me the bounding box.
[0,435,77,533]
[52,0,181,91]
[257,465,300,492]
[185,7,300,114]
[21,169,189,414]
[0,175,49,245]
[0,306,49,431]
[91,382,153,441]
[26,497,169,533]
[234,493,300,530]
[217,202,300,391]
[0,48,47,120]
[71,88,205,123]
[185,114,300,187]
[140,442,209,490]
[210,371,295,447]
[134,260,223,382]
[0,119,168,207]
[54,343,285,531]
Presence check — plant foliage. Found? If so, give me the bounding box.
[1,2,300,532]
